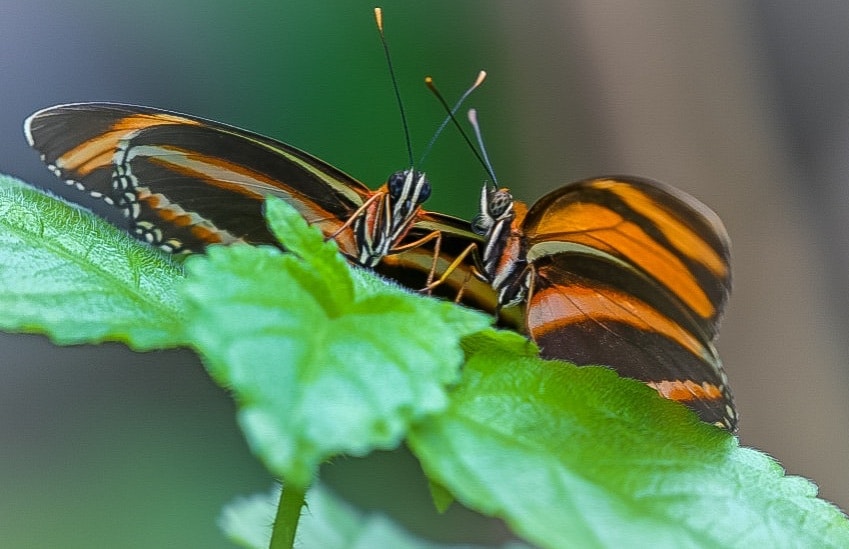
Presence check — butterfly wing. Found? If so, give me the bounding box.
[25,103,370,254]
[520,176,735,429]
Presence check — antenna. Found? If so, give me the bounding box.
[374,7,414,168]
[467,108,499,187]
[425,75,498,185]
[419,71,486,165]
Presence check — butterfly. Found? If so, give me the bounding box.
[24,102,522,328]
[471,175,736,430]
[25,101,440,264]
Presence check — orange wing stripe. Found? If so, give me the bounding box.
[527,282,706,359]
[532,201,715,320]
[58,114,201,176]
[594,179,728,278]
[646,379,724,403]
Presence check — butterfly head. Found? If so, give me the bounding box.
[386,168,431,228]
[472,183,514,236]
[469,182,528,306]
[388,168,430,207]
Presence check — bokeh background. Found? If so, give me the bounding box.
[2,0,848,546]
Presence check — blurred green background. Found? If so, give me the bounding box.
[3,0,849,546]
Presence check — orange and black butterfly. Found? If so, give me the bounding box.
[24,102,434,265]
[23,102,518,324]
[471,175,736,430]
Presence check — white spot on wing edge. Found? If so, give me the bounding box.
[22,111,38,147]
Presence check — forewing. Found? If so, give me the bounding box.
[25,103,369,253]
[522,176,731,340]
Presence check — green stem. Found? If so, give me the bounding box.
[269,483,308,549]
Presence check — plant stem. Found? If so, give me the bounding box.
[269,483,307,549]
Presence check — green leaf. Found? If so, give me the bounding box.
[180,198,492,487]
[219,487,277,549]
[427,479,456,514]
[0,177,184,348]
[264,194,354,309]
[0,173,29,190]
[220,484,531,549]
[409,331,849,548]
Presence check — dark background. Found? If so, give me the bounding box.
[2,1,848,546]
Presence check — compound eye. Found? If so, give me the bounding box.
[488,190,513,218]
[387,171,407,199]
[387,170,431,204]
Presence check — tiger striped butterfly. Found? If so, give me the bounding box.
[24,102,432,266]
[471,175,736,431]
[23,102,521,328]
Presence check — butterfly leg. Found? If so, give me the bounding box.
[389,229,443,291]
[325,192,383,242]
[419,241,480,296]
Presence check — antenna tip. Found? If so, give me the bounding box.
[475,70,487,87]
[374,7,383,31]
[468,108,478,123]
